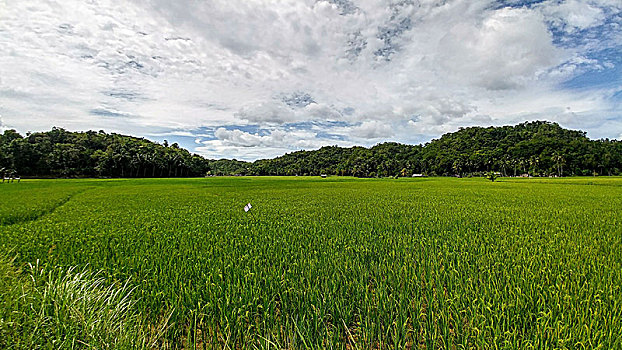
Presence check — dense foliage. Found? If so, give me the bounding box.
[0,128,210,178]
[1,177,621,348]
[245,121,622,177]
[2,121,621,178]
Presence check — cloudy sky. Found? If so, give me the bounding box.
[1,0,620,160]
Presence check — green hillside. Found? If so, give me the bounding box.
[2,121,621,178]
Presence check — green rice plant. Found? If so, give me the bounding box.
[0,180,89,226]
[1,177,621,348]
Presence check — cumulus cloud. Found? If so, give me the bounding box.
[199,126,356,160]
[433,7,560,90]
[213,128,318,148]
[540,0,606,33]
[235,103,297,124]
[343,121,394,139]
[0,0,620,159]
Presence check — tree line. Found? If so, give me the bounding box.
[1,121,621,178]
[212,121,622,177]
[0,128,210,178]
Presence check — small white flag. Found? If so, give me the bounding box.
[244,203,252,212]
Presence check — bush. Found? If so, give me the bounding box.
[485,171,500,182]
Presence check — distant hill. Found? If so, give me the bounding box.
[1,121,621,178]
[0,128,210,178]
[419,121,621,177]
[212,121,621,177]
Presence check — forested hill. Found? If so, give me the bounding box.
[0,128,210,178]
[217,121,621,177]
[1,121,621,178]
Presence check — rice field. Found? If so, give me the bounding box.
[1,177,621,348]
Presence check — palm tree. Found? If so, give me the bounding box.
[519,158,527,175]
[529,156,540,176]
[452,160,461,177]
[552,152,565,177]
[501,155,511,177]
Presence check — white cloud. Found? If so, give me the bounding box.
[235,103,297,124]
[199,126,354,160]
[342,120,394,139]
[0,0,620,159]
[433,7,560,90]
[539,0,606,32]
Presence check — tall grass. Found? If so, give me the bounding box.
[0,254,169,349]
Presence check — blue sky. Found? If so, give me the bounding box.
[0,0,620,160]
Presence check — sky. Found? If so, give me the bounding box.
[0,0,620,160]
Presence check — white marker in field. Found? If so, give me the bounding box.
[244,203,252,212]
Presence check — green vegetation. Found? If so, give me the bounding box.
[2,121,621,178]
[1,177,621,348]
[0,254,164,349]
[248,121,621,177]
[0,128,210,178]
[485,171,500,182]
